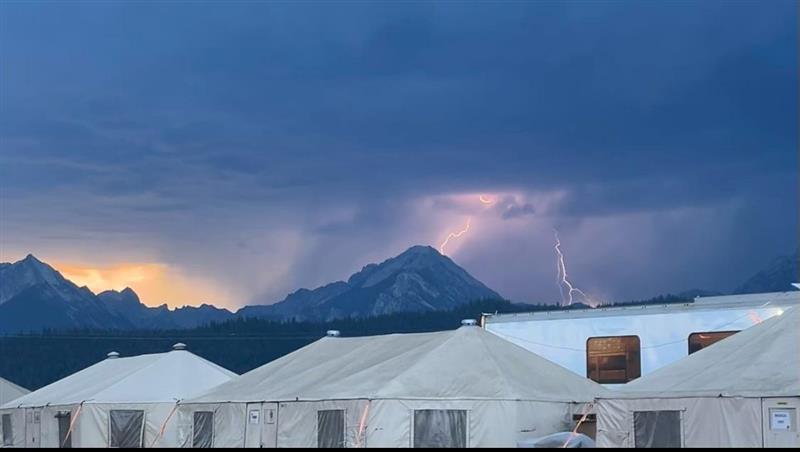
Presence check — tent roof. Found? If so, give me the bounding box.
[187,325,607,404]
[606,306,799,399]
[0,377,29,406]
[2,348,237,408]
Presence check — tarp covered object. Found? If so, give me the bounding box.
[516,432,596,448]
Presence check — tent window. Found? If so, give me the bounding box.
[634,411,681,448]
[109,410,145,448]
[192,411,214,448]
[317,410,345,448]
[587,336,641,383]
[2,414,12,446]
[413,410,467,448]
[688,330,738,354]
[56,411,72,448]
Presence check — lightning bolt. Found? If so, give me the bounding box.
[479,195,494,205]
[554,230,598,307]
[439,218,472,255]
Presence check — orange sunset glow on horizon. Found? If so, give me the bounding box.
[54,261,233,309]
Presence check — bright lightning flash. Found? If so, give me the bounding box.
[554,230,597,307]
[479,195,494,205]
[439,218,472,255]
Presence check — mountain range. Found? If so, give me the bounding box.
[0,246,499,332]
[0,246,796,333]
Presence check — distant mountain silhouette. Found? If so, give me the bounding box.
[0,255,124,332]
[734,248,799,294]
[0,255,233,333]
[238,245,502,321]
[0,246,501,332]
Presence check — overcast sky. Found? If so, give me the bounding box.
[1,1,796,309]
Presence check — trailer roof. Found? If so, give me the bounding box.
[484,290,800,324]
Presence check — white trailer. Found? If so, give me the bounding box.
[483,290,800,386]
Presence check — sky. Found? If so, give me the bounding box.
[0,1,797,309]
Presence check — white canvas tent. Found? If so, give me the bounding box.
[177,324,607,448]
[0,344,236,448]
[0,379,27,408]
[596,307,799,448]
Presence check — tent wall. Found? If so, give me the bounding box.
[0,409,25,447]
[365,399,576,448]
[177,402,248,448]
[277,399,368,447]
[1,403,182,448]
[177,401,368,448]
[596,397,762,448]
[78,403,178,448]
[31,405,76,448]
[179,399,580,448]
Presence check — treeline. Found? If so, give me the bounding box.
[602,293,692,307]
[0,295,691,391]
[1,299,526,390]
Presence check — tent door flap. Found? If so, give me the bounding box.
[261,403,278,448]
[244,403,278,448]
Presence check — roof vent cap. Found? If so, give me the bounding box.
[461,319,478,326]
[107,351,120,359]
[326,330,341,337]
[172,343,187,351]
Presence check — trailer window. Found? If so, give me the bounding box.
[2,414,12,446]
[587,336,641,383]
[317,410,345,448]
[413,409,467,448]
[634,411,682,448]
[688,331,738,354]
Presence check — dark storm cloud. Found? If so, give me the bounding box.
[492,197,537,220]
[0,0,796,305]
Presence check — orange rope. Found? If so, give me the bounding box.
[148,402,180,448]
[562,402,593,448]
[354,401,371,448]
[61,402,84,448]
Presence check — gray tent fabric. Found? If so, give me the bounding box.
[632,411,681,448]
[109,409,145,448]
[0,378,28,407]
[1,414,11,446]
[412,409,467,448]
[317,410,345,448]
[56,410,72,448]
[597,307,800,448]
[192,411,214,448]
